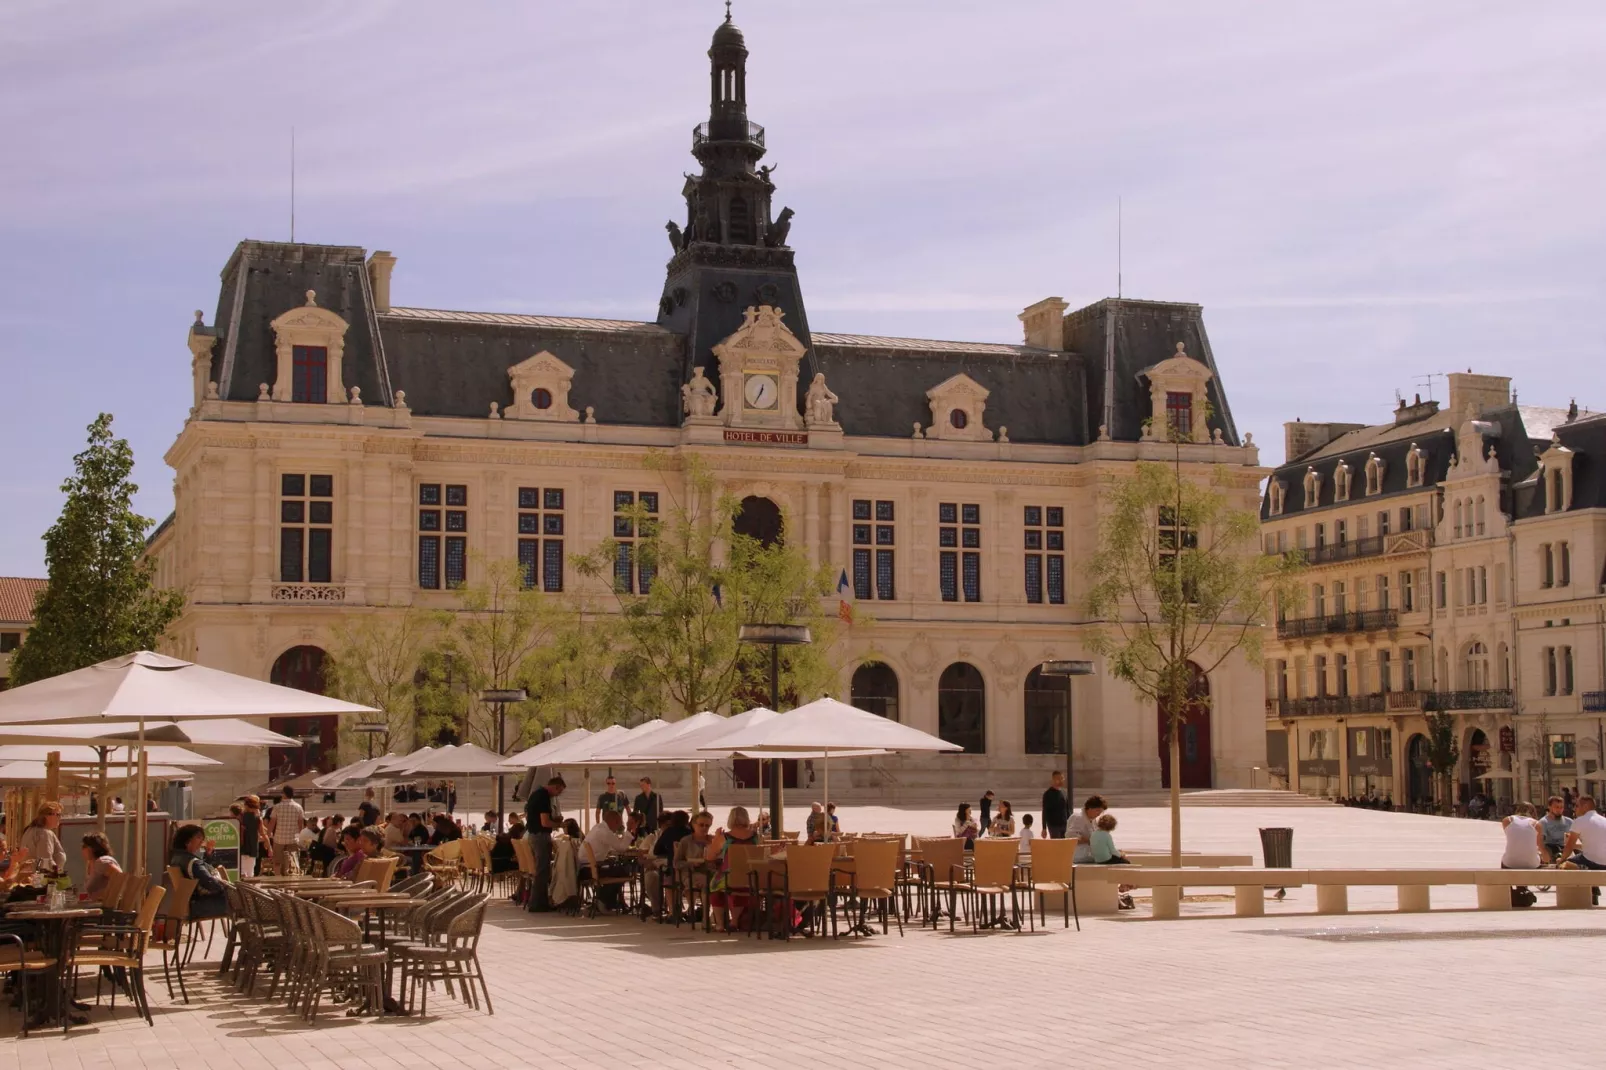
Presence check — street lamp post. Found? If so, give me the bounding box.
[481,688,529,832]
[351,721,387,760]
[1037,660,1096,805]
[738,623,812,840]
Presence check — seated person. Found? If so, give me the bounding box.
[407,814,430,845]
[169,823,229,919]
[81,833,123,901]
[989,801,1016,838]
[562,818,583,839]
[805,802,828,843]
[705,806,761,930]
[481,811,498,834]
[0,835,36,895]
[1017,813,1036,858]
[643,811,690,913]
[384,812,410,850]
[581,809,634,910]
[429,813,461,846]
[332,826,368,879]
[1090,813,1130,864]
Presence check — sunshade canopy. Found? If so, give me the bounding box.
[0,651,379,725]
[313,753,396,790]
[0,719,300,748]
[391,743,512,777]
[0,760,195,783]
[0,744,220,766]
[588,712,728,762]
[556,720,668,767]
[501,727,593,769]
[698,696,961,755]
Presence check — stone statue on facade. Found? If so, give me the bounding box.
[665,220,684,252]
[804,371,839,426]
[682,366,719,419]
[766,206,794,247]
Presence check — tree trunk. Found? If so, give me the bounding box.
[1169,723,1182,867]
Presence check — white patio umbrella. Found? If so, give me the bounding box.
[313,753,396,791]
[543,720,667,831]
[590,712,729,816]
[376,746,434,774]
[0,719,300,748]
[699,696,960,839]
[0,760,196,783]
[0,744,221,767]
[397,743,511,777]
[500,727,593,770]
[0,651,380,874]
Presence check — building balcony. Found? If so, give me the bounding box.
[1584,691,1606,713]
[1266,694,1388,718]
[1276,608,1399,640]
[692,120,765,149]
[1267,529,1431,565]
[1424,689,1515,711]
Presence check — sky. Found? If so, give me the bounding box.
[1,0,1603,576]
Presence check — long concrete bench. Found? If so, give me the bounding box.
[1062,855,1254,914]
[1125,853,1255,868]
[1073,866,1601,919]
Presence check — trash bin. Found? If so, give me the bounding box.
[1259,827,1294,869]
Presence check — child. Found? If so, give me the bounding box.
[1091,813,1130,864]
[1017,813,1036,857]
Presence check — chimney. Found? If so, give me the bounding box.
[1393,393,1440,426]
[1284,419,1366,462]
[1019,297,1069,350]
[1446,372,1511,418]
[367,250,397,313]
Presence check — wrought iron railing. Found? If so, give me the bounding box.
[1266,694,1388,717]
[1277,609,1398,639]
[1583,691,1606,713]
[692,120,765,148]
[1424,689,1515,711]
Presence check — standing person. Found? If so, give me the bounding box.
[18,801,68,876]
[238,795,264,879]
[1539,795,1573,863]
[356,788,381,829]
[596,776,629,819]
[1500,802,1542,907]
[1042,771,1069,840]
[1067,795,1107,863]
[633,777,662,831]
[524,774,565,913]
[978,790,995,837]
[266,786,306,875]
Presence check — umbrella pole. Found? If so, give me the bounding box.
[120,745,133,866]
[97,748,108,834]
[823,754,830,841]
[583,769,591,832]
[134,721,148,878]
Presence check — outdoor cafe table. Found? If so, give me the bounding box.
[0,903,102,1029]
[392,844,434,875]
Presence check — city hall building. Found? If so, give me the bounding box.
[149,14,1268,810]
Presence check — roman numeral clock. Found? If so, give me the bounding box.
[712,304,807,430]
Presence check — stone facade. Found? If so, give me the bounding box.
[145,13,1269,813]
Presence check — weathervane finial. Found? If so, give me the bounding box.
[725,1,732,20]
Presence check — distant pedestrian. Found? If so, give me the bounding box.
[1042,771,1069,840]
[978,790,996,836]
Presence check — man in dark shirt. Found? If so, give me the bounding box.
[356,788,381,829]
[1042,771,1069,840]
[524,775,565,912]
[596,776,629,820]
[979,791,996,836]
[632,777,662,830]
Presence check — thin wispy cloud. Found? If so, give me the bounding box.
[1,0,1603,574]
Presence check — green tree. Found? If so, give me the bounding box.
[1085,447,1304,865]
[573,453,842,717]
[524,593,649,734]
[9,413,185,685]
[1423,710,1461,815]
[324,608,438,759]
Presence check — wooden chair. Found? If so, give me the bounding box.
[0,932,58,1037]
[68,884,167,1025]
[766,843,840,941]
[354,855,399,892]
[954,840,1023,933]
[913,837,968,929]
[154,867,199,1003]
[579,844,636,917]
[722,845,770,937]
[97,870,127,914]
[839,837,903,937]
[1024,838,1078,930]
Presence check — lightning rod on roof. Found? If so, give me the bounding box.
[1117,196,1123,299]
[290,127,296,244]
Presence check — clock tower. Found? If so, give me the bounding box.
[655,7,815,425]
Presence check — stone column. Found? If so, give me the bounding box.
[803,479,821,568]
[249,456,273,603]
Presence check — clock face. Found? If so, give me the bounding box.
[744,374,778,409]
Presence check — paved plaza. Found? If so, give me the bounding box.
[5,804,1602,1069]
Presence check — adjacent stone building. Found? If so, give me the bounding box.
[147,13,1267,810]
[0,577,46,690]
[1262,371,1606,807]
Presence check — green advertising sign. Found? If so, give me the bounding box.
[204,818,241,880]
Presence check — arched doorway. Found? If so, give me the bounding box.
[733,496,783,547]
[850,662,899,721]
[1158,662,1212,789]
[268,646,335,779]
[1467,727,1495,806]
[1024,666,1069,755]
[937,662,986,753]
[1407,733,1432,809]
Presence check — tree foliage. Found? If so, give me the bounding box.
[323,608,438,757]
[573,453,842,717]
[1085,455,1304,862]
[1423,710,1462,814]
[9,413,185,686]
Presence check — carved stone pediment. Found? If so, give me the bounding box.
[506,351,580,422]
[711,304,807,430]
[925,374,992,441]
[269,290,349,403]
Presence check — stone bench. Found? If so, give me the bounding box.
[1064,855,1255,915]
[1073,866,1600,919]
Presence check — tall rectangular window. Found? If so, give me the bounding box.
[1378,649,1392,692]
[1400,570,1414,611]
[1544,647,1558,695]
[279,473,333,583]
[517,486,565,592]
[611,490,660,594]
[1378,510,1390,535]
[1023,505,1065,605]
[1435,571,1447,609]
[1402,648,1417,691]
[1376,573,1390,611]
[938,502,981,601]
[1559,542,1571,585]
[851,500,896,601]
[418,483,466,588]
[290,345,328,404]
[1562,646,1575,695]
[1165,391,1193,439]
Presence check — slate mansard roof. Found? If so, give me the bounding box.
[1512,411,1606,519]
[201,240,1239,448]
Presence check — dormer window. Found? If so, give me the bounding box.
[1334,461,1352,502]
[292,346,328,404]
[1303,467,1322,507]
[1405,443,1425,487]
[1268,479,1286,516]
[270,290,349,404]
[1540,435,1575,513]
[1166,392,1193,439]
[1140,342,1213,444]
[1364,453,1385,495]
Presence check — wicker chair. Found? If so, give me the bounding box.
[839,837,903,937]
[912,837,968,929]
[67,884,167,1025]
[765,843,840,941]
[153,868,199,1002]
[303,902,387,1022]
[0,932,58,1037]
[951,840,1022,933]
[393,895,491,1017]
[1022,838,1078,930]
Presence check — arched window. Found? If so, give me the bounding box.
[1268,480,1285,516]
[1024,666,1069,755]
[1364,453,1385,495]
[732,495,783,547]
[1463,641,1489,691]
[937,662,986,753]
[1453,499,1463,538]
[850,662,899,721]
[269,646,333,777]
[1303,468,1322,507]
[1334,461,1351,501]
[1406,444,1425,487]
[1475,496,1486,535]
